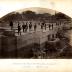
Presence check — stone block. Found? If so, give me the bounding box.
[3,30,15,36]
[1,35,16,58]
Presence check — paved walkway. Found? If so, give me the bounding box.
[8,25,50,36]
[0,24,57,37]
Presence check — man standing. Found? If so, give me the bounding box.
[34,24,37,31]
[45,23,46,30]
[49,24,51,30]
[25,22,28,32]
[41,23,43,30]
[29,22,32,31]
[9,21,13,30]
[22,24,25,32]
[52,24,53,30]
[18,23,21,35]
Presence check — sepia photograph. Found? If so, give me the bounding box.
[0,6,72,59]
[0,0,72,72]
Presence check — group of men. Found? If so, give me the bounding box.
[9,21,38,35]
[18,22,37,35]
[9,21,48,35]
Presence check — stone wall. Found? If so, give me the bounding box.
[16,29,58,49]
[2,35,16,58]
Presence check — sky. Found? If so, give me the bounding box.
[0,0,72,18]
